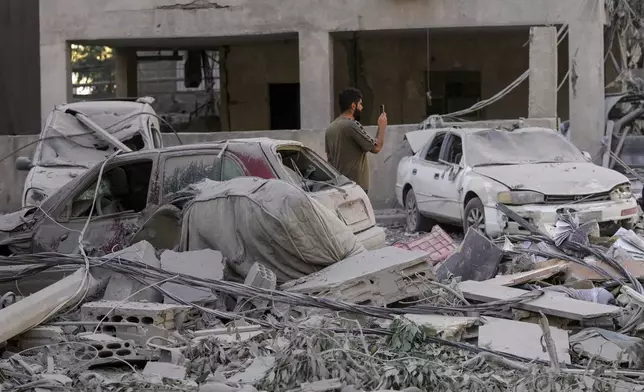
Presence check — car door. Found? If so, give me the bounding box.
[409,132,450,217]
[431,132,465,221]
[32,156,157,254]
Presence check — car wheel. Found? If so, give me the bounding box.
[463,197,486,234]
[405,188,430,233]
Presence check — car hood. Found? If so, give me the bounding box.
[472,162,629,195]
[27,166,87,203]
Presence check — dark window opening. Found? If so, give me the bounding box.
[424,71,483,119]
[279,148,337,192]
[71,161,153,218]
[425,133,446,162]
[269,83,300,130]
[443,135,463,164]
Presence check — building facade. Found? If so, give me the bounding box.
[40,0,606,155]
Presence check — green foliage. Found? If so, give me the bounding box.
[70,44,115,96]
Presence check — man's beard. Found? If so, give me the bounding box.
[354,109,362,122]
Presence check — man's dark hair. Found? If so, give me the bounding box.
[338,88,362,113]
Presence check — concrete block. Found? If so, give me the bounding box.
[282,247,434,305]
[227,356,275,384]
[159,249,224,305]
[103,241,163,303]
[234,262,276,312]
[393,225,457,265]
[81,301,191,331]
[143,362,187,381]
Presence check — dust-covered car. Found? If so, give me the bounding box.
[396,127,639,237]
[0,138,385,255]
[15,98,163,207]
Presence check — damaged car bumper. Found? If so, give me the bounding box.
[354,225,386,251]
[485,197,639,237]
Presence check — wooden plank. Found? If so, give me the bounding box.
[459,280,621,321]
[479,317,571,363]
[485,262,569,287]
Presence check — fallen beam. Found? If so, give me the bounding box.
[484,262,569,287]
[459,280,622,321]
[0,268,100,343]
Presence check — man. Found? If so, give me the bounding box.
[325,88,387,194]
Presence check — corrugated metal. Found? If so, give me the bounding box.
[0,0,40,135]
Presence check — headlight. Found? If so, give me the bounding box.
[610,184,632,201]
[497,191,545,205]
[24,188,48,207]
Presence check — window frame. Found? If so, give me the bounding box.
[423,132,447,163]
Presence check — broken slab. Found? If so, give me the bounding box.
[192,325,263,343]
[227,356,275,384]
[565,257,644,282]
[436,228,502,281]
[159,249,224,304]
[403,314,480,340]
[281,247,434,306]
[103,241,163,303]
[143,362,187,381]
[459,280,622,321]
[393,225,457,265]
[570,328,644,366]
[485,262,569,287]
[478,317,571,364]
[15,326,66,350]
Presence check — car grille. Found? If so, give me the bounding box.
[543,191,611,204]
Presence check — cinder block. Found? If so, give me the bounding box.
[81,301,191,331]
[159,249,224,304]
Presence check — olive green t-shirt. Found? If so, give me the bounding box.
[324,116,376,191]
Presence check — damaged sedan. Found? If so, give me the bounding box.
[1,138,384,255]
[396,127,638,237]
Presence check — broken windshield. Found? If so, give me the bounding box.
[466,128,586,167]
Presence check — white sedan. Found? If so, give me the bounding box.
[396,127,639,237]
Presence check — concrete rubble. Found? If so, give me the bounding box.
[4,211,644,391]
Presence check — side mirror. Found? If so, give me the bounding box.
[581,151,592,162]
[15,157,33,171]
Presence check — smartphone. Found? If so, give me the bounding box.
[380,104,385,114]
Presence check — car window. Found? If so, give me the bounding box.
[162,154,220,195]
[443,134,463,164]
[221,156,245,181]
[425,133,446,162]
[70,161,153,219]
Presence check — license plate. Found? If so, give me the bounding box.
[578,211,602,224]
[338,200,369,226]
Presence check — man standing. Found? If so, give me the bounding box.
[325,88,387,194]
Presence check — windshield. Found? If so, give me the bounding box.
[466,128,586,167]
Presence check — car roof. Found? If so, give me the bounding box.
[117,137,304,156]
[55,100,150,114]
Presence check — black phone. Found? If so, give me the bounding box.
[380,104,385,114]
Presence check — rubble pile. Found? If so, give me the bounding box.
[5,209,644,391]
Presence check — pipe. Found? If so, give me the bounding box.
[64,109,132,153]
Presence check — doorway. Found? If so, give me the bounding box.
[269,83,300,130]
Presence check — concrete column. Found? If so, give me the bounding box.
[568,2,605,159]
[40,41,71,127]
[529,27,557,118]
[114,48,138,98]
[299,30,333,129]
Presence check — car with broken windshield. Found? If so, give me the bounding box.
[0,138,384,255]
[15,98,163,207]
[396,127,638,237]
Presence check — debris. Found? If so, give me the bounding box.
[478,317,571,364]
[544,286,616,305]
[403,314,480,340]
[565,257,644,281]
[192,325,264,343]
[103,241,164,303]
[459,280,622,321]
[81,301,191,331]
[227,355,275,384]
[0,268,101,344]
[570,328,644,366]
[233,262,277,313]
[436,228,503,282]
[392,225,457,265]
[160,249,224,304]
[282,246,434,305]
[611,227,644,259]
[485,262,569,286]
[15,326,66,349]
[143,362,187,381]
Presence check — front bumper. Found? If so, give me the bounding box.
[355,226,386,250]
[485,197,639,238]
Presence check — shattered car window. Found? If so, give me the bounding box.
[221,157,245,181]
[163,155,220,195]
[466,128,586,167]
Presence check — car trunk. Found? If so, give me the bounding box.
[276,145,377,234]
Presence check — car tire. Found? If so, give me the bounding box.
[405,188,431,233]
[463,197,486,234]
